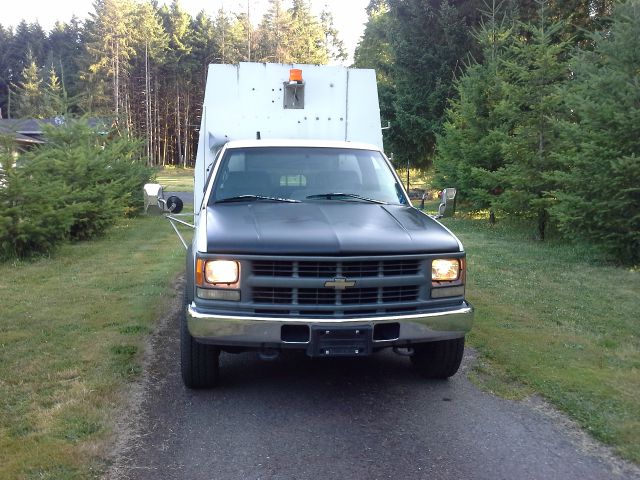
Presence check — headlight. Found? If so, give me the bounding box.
[197,259,239,285]
[432,259,460,282]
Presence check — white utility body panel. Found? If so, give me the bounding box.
[193,62,383,211]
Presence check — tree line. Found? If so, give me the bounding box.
[0,0,345,166]
[355,0,638,263]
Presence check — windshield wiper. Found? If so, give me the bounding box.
[305,193,388,204]
[215,195,300,204]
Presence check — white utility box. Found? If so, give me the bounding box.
[193,62,383,210]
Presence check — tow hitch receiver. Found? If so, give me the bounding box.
[308,325,372,357]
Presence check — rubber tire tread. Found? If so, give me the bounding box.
[180,290,220,388]
[410,337,465,379]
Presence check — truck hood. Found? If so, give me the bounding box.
[204,202,461,255]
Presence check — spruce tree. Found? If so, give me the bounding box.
[551,0,640,264]
[14,52,45,118]
[289,0,328,64]
[434,0,513,213]
[386,0,482,169]
[43,65,65,116]
[492,0,570,239]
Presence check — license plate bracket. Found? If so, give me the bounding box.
[308,325,372,357]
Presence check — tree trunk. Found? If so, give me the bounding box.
[538,208,548,240]
[175,81,183,166]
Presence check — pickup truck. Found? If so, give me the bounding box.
[147,63,473,388]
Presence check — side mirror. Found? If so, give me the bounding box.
[437,188,457,218]
[143,184,184,214]
[144,183,164,214]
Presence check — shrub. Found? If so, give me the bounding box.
[0,120,154,259]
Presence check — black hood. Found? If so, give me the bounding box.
[205,202,461,255]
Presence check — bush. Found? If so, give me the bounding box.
[0,120,154,259]
[0,153,74,258]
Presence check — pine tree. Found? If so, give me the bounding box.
[320,9,347,62]
[354,1,396,149]
[14,52,45,118]
[493,0,570,239]
[43,64,66,116]
[434,0,513,214]
[551,0,640,263]
[45,18,84,110]
[289,0,328,64]
[83,0,137,117]
[131,2,168,163]
[256,0,294,63]
[386,0,482,169]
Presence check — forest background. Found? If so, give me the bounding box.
[0,0,638,263]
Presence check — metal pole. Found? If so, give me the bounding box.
[406,158,410,192]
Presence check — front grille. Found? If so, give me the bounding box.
[251,285,419,306]
[298,288,336,305]
[252,261,293,277]
[253,287,292,304]
[252,259,421,278]
[249,257,426,317]
[383,286,420,302]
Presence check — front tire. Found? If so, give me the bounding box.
[180,291,220,388]
[411,337,465,379]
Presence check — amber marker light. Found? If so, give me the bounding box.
[431,259,461,282]
[289,68,303,83]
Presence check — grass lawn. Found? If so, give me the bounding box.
[443,215,640,463]
[153,167,194,192]
[0,214,185,479]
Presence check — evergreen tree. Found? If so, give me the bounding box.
[320,9,347,62]
[191,11,216,65]
[225,13,253,63]
[353,1,396,148]
[131,2,168,161]
[14,52,45,118]
[0,25,14,116]
[256,0,294,63]
[493,0,570,239]
[83,0,137,117]
[434,0,513,214]
[551,0,640,263]
[45,18,84,110]
[289,0,328,64]
[43,64,66,116]
[386,0,482,168]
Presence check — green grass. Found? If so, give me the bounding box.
[443,214,640,463]
[0,214,185,479]
[154,167,194,192]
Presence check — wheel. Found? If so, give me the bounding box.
[180,290,220,388]
[410,337,465,379]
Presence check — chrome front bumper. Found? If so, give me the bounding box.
[187,302,474,348]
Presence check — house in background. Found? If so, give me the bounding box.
[0,118,49,152]
[0,117,110,154]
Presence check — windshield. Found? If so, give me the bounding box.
[209,147,406,205]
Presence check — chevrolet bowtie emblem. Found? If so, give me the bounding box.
[324,277,356,290]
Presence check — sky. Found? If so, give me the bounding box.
[0,0,370,64]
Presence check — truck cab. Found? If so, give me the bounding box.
[164,63,472,387]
